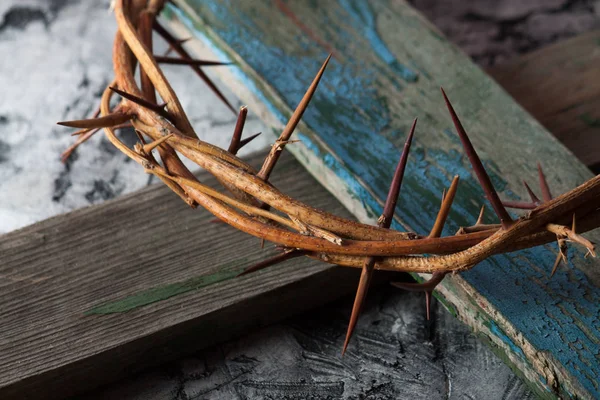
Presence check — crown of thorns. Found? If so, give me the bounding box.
[58,0,599,353]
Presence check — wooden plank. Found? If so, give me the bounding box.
[0,152,379,400]
[488,30,600,170]
[165,1,600,398]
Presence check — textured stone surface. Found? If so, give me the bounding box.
[0,0,269,234]
[84,286,533,399]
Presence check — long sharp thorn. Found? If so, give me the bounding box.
[109,87,171,120]
[441,88,512,227]
[57,112,131,129]
[342,259,374,355]
[344,118,417,354]
[502,200,538,210]
[237,132,262,151]
[523,180,541,205]
[572,213,576,233]
[537,162,553,202]
[228,106,248,154]
[154,55,232,66]
[154,21,236,114]
[428,175,460,238]
[379,118,417,228]
[258,54,332,181]
[237,249,304,277]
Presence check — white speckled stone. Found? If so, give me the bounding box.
[0,0,270,234]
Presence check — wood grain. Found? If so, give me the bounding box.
[165,1,600,398]
[488,29,600,170]
[0,152,375,400]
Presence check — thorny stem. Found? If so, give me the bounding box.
[57,0,600,353]
[343,118,417,354]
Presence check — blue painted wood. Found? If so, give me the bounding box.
[166,1,600,398]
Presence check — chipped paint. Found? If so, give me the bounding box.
[167,1,600,397]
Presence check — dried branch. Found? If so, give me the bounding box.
[57,0,600,355]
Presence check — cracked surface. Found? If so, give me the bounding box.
[84,286,534,399]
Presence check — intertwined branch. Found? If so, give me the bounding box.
[58,0,600,353]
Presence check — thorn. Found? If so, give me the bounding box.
[428,175,460,238]
[163,37,192,56]
[154,55,232,66]
[501,200,538,210]
[238,132,262,150]
[476,205,485,225]
[60,128,101,162]
[237,249,304,277]
[228,106,248,154]
[342,259,374,355]
[392,272,447,320]
[550,249,562,278]
[57,112,131,129]
[209,218,224,224]
[109,87,171,120]
[523,180,541,205]
[572,213,576,233]
[550,239,568,278]
[258,54,331,181]
[441,88,512,225]
[71,128,93,136]
[344,118,417,354]
[154,21,236,114]
[260,238,265,249]
[381,118,417,228]
[141,134,173,154]
[537,162,553,202]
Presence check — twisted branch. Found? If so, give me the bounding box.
[57,0,599,352]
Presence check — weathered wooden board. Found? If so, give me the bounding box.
[0,152,380,400]
[488,29,600,171]
[166,1,600,398]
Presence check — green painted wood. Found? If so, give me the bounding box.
[165,1,600,398]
